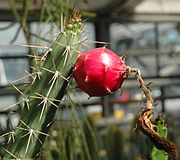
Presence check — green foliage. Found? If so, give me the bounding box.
[44,123,83,160]
[42,102,100,160]
[151,116,168,160]
[83,116,99,160]
[2,13,83,159]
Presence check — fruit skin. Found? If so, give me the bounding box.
[73,47,127,97]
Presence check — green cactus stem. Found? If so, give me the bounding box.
[3,13,82,159]
[151,115,168,160]
[106,125,124,160]
[83,116,99,160]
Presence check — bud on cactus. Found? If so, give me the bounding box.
[73,47,127,96]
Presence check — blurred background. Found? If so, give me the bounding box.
[0,0,180,159]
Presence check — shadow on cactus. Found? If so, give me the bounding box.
[1,12,83,159]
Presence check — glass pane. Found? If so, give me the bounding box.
[158,23,180,76]
[164,84,180,97]
[0,59,30,85]
[159,54,180,76]
[30,22,57,46]
[0,22,28,55]
[110,22,180,77]
[110,23,155,52]
[82,22,95,51]
[126,56,157,77]
[0,113,19,133]
[158,23,180,48]
[165,98,180,113]
[0,95,17,111]
[110,23,157,77]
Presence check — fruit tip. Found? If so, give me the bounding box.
[85,76,89,82]
[121,55,127,61]
[106,88,112,94]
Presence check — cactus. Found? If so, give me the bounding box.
[106,125,124,160]
[151,115,168,160]
[2,13,83,159]
[83,116,99,160]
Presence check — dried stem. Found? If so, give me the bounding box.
[126,66,179,160]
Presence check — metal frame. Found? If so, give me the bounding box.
[0,4,180,115]
[93,12,180,115]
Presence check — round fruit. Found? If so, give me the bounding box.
[73,47,127,97]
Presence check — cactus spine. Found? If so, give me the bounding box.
[3,13,82,159]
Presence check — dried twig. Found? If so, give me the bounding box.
[126,66,179,160]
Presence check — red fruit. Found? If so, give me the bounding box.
[73,47,127,97]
